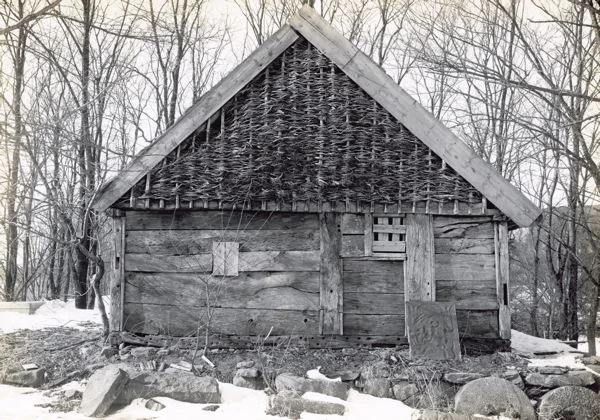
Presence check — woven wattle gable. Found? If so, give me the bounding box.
[118,36,483,211]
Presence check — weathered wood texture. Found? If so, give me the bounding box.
[120,331,409,349]
[342,258,404,335]
[406,301,461,360]
[109,216,125,334]
[123,303,318,336]
[126,210,319,231]
[434,216,498,324]
[405,214,435,301]
[456,310,499,338]
[122,210,321,338]
[212,241,239,276]
[496,221,511,339]
[126,229,319,254]
[125,272,319,310]
[319,213,343,334]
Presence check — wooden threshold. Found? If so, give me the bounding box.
[120,331,409,349]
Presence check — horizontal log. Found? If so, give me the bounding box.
[123,303,319,336]
[343,271,403,293]
[373,225,407,234]
[372,241,406,253]
[126,210,319,231]
[119,331,409,349]
[434,238,494,254]
[126,229,319,254]
[341,214,364,234]
[433,217,494,239]
[125,271,319,311]
[435,254,496,281]
[343,258,404,274]
[436,280,498,310]
[344,292,405,314]
[341,234,364,257]
[125,251,321,272]
[344,314,405,336]
[456,310,499,338]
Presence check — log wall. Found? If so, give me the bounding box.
[123,210,321,337]
[118,210,505,343]
[433,216,500,338]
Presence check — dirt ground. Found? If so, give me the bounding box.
[0,326,530,414]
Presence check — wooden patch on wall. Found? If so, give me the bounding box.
[406,301,461,360]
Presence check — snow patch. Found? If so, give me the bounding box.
[0,297,109,334]
[511,329,578,355]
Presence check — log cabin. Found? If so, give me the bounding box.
[93,6,542,352]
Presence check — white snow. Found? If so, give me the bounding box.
[510,329,579,355]
[0,298,109,334]
[0,381,416,420]
[306,367,341,382]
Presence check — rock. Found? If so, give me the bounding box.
[145,398,165,411]
[454,377,535,420]
[342,347,358,356]
[79,367,128,417]
[362,361,390,379]
[236,360,255,369]
[363,378,392,398]
[100,347,118,359]
[267,394,345,418]
[64,389,82,399]
[236,368,259,378]
[203,405,220,411]
[2,368,45,388]
[393,382,419,402]
[325,369,360,382]
[274,373,349,400]
[414,410,472,420]
[156,349,169,357]
[443,372,484,385]
[538,386,600,420]
[500,369,524,389]
[535,366,568,375]
[580,355,600,365]
[130,347,157,359]
[115,373,219,405]
[119,354,130,361]
[233,374,265,390]
[524,371,595,388]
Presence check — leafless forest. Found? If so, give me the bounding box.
[0,0,598,351]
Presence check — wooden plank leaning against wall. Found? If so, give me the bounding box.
[108,209,125,345]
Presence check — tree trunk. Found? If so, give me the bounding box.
[4,0,27,302]
[587,285,598,355]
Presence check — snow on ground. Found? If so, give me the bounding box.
[511,329,597,371]
[0,381,415,420]
[510,329,578,355]
[0,298,109,334]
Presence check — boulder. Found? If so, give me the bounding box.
[233,368,265,390]
[100,347,118,359]
[236,368,259,378]
[2,368,45,388]
[275,373,349,400]
[500,370,524,389]
[443,372,484,385]
[580,355,600,365]
[538,386,600,420]
[524,371,595,388]
[362,378,392,398]
[144,398,165,411]
[413,410,472,420]
[236,360,255,369]
[535,366,568,375]
[130,347,157,359]
[79,367,128,417]
[267,394,345,418]
[362,361,390,379]
[115,372,219,405]
[392,382,419,403]
[454,377,535,420]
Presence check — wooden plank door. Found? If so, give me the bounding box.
[405,214,435,301]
